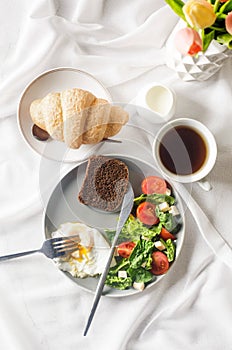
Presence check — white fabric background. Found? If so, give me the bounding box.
[1,1,232,349]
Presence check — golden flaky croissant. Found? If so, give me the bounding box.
[29,88,129,149]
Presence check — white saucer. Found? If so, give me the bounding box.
[17,67,112,162]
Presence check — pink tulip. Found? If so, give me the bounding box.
[174,27,203,56]
[226,12,232,35]
[220,0,229,2]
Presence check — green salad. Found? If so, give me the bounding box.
[105,175,182,291]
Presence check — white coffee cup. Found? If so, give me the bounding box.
[152,118,217,190]
[136,82,176,124]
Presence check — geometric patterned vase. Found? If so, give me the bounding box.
[165,22,232,82]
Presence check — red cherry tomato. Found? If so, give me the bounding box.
[160,227,176,240]
[151,251,169,275]
[136,202,159,226]
[117,241,136,258]
[141,176,167,195]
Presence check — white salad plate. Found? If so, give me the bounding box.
[43,152,186,297]
[17,67,112,162]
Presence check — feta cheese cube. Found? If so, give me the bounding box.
[169,205,180,216]
[118,270,127,278]
[165,188,171,196]
[154,240,166,251]
[158,201,170,212]
[141,235,150,241]
[133,281,145,291]
[114,247,120,256]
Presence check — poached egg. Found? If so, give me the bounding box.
[52,222,113,278]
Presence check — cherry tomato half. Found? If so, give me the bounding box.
[151,251,169,275]
[160,227,176,241]
[117,241,136,258]
[136,202,159,226]
[141,176,167,195]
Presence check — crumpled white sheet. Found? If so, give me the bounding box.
[0,0,177,118]
[1,1,232,349]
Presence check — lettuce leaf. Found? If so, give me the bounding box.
[129,238,154,270]
[105,275,132,290]
[106,238,155,290]
[128,267,153,284]
[155,206,175,231]
[160,238,176,262]
[105,215,160,243]
[134,193,175,206]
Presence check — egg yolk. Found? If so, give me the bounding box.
[71,244,92,262]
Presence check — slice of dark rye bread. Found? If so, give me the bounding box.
[78,155,129,212]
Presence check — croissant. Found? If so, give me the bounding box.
[29,88,129,149]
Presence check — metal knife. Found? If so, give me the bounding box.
[83,184,134,336]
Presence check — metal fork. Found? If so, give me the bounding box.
[0,235,80,261]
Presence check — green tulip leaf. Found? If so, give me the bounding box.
[165,0,186,22]
[217,33,232,49]
[213,0,221,12]
[202,30,215,52]
[219,0,232,14]
[215,13,227,20]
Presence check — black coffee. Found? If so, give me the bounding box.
[159,125,207,175]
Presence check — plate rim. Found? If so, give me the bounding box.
[17,66,112,162]
[42,153,186,298]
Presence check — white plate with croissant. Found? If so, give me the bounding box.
[17,67,129,162]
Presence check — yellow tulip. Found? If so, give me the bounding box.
[183,0,217,29]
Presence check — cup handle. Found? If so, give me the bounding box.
[197,178,212,191]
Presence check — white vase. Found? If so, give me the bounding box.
[165,22,232,82]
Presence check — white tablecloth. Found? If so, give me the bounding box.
[1,1,232,349]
